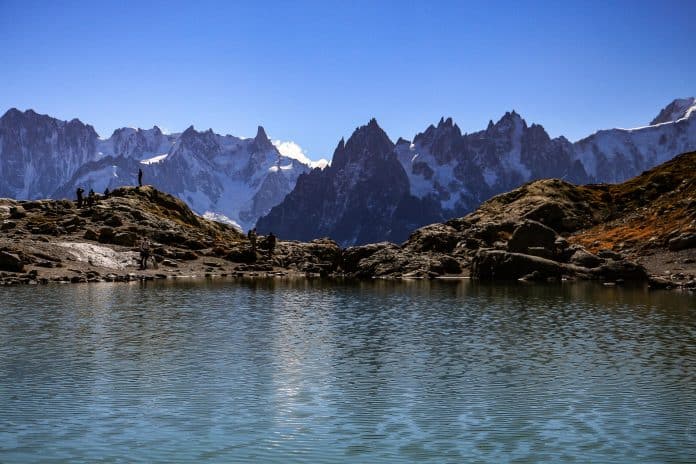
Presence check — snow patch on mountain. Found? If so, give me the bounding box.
[573,107,696,181]
[140,154,168,165]
[202,212,243,232]
[650,97,696,125]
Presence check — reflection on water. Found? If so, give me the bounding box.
[0,279,694,462]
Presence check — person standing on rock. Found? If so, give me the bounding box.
[248,228,257,252]
[87,189,96,207]
[76,187,84,209]
[103,187,110,198]
[267,232,276,257]
[138,168,143,187]
[139,238,151,270]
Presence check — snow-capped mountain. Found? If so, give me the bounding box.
[0,108,99,199]
[258,119,441,244]
[97,126,177,161]
[650,97,696,125]
[1,109,313,230]
[395,112,590,218]
[258,98,696,246]
[573,98,696,182]
[4,98,695,243]
[144,125,311,230]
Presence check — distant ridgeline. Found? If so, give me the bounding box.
[257,99,696,245]
[1,97,695,245]
[0,109,312,232]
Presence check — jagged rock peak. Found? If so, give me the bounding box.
[251,125,274,152]
[348,118,392,144]
[491,110,527,132]
[395,137,411,145]
[2,108,50,123]
[181,124,216,138]
[650,97,696,125]
[501,109,523,121]
[255,125,268,141]
[330,119,394,170]
[2,107,24,119]
[414,116,462,146]
[437,117,454,128]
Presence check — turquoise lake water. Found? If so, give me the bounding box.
[0,279,694,462]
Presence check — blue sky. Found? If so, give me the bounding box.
[1,0,694,160]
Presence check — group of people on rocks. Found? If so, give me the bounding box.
[247,228,276,256]
[74,167,282,270]
[75,187,112,209]
[74,168,143,208]
[75,187,100,208]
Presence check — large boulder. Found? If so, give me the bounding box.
[1,221,17,231]
[98,227,115,244]
[668,233,696,251]
[274,239,342,272]
[345,245,403,277]
[569,247,604,268]
[591,260,648,282]
[351,247,461,278]
[522,201,589,233]
[83,229,98,241]
[472,250,571,280]
[153,229,187,246]
[405,224,460,253]
[342,242,398,273]
[507,220,558,255]
[597,250,624,261]
[468,221,517,245]
[0,251,25,273]
[112,231,138,247]
[303,239,342,265]
[225,245,257,263]
[9,206,26,219]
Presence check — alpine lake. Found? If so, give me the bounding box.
[1,278,694,463]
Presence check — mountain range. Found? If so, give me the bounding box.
[1,97,695,244]
[258,98,696,245]
[0,108,314,231]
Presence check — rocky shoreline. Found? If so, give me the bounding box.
[1,151,695,292]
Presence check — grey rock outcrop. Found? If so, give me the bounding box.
[506,220,559,255]
[0,250,25,272]
[668,233,696,251]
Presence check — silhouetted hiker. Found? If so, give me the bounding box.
[87,189,96,207]
[76,187,84,208]
[139,238,151,270]
[138,168,143,187]
[103,187,110,198]
[267,232,277,256]
[248,228,257,252]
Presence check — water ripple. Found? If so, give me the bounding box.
[0,280,694,462]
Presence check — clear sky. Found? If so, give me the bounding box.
[1,0,694,161]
